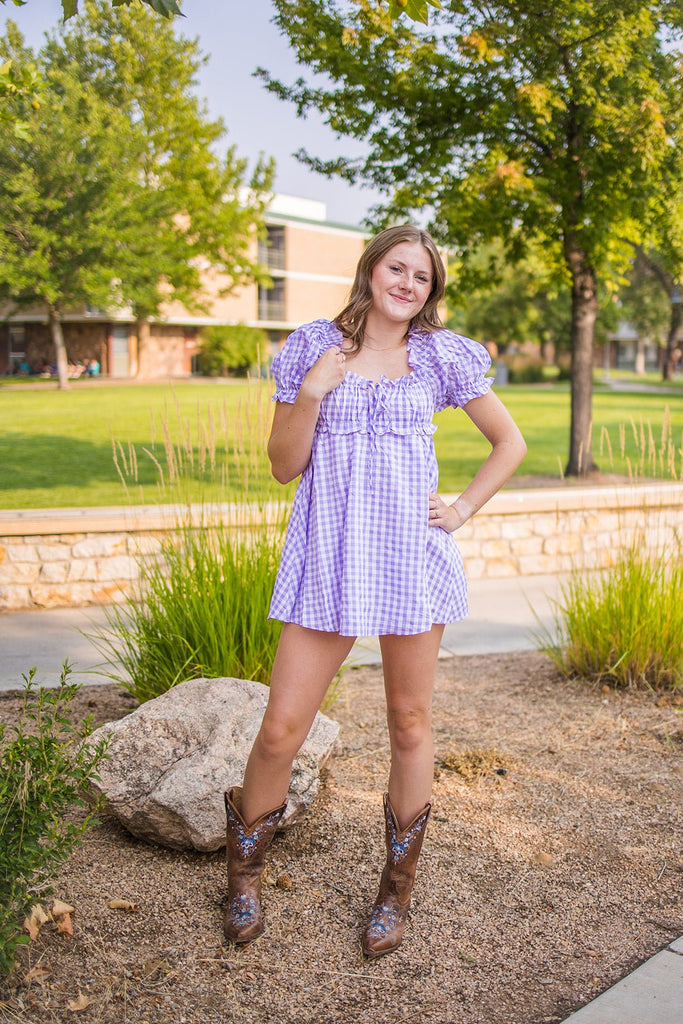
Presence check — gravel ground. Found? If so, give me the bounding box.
[1,650,681,1024]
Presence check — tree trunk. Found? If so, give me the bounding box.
[662,298,681,381]
[48,307,70,391]
[134,318,150,378]
[635,337,646,376]
[565,242,599,476]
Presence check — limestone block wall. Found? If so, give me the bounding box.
[0,484,680,612]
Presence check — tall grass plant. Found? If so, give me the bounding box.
[88,511,286,703]
[536,536,683,691]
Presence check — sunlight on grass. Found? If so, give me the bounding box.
[0,381,681,508]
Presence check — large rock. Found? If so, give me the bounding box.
[86,676,340,852]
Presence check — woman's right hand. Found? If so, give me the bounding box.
[300,347,346,402]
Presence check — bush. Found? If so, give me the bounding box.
[197,324,268,377]
[536,538,683,691]
[499,353,546,383]
[0,665,109,976]
[88,512,286,703]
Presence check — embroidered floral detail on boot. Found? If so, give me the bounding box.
[226,805,283,859]
[228,893,259,927]
[385,804,430,863]
[366,900,403,939]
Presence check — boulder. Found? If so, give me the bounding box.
[86,676,340,852]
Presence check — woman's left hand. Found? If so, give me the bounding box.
[428,493,471,533]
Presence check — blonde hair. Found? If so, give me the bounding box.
[334,225,446,351]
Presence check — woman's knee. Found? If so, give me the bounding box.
[254,712,305,765]
[387,705,433,753]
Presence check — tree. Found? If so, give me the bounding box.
[0,0,181,20]
[1,0,181,133]
[0,3,272,388]
[44,1,273,372]
[446,241,572,359]
[632,155,683,379]
[260,0,683,475]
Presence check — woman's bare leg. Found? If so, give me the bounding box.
[240,623,355,824]
[378,624,444,826]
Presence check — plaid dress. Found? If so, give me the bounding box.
[268,319,492,636]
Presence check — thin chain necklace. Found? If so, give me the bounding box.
[362,332,407,352]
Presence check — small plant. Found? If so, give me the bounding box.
[0,664,109,976]
[197,324,268,377]
[536,537,683,691]
[436,746,513,781]
[88,511,287,703]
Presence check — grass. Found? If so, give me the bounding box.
[0,379,681,509]
[535,537,683,692]
[86,512,287,703]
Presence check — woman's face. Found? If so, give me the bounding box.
[369,241,434,326]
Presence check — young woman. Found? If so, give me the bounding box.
[223,225,527,957]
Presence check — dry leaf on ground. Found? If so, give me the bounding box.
[108,898,139,912]
[23,964,50,985]
[22,904,50,941]
[51,899,75,919]
[67,991,92,1012]
[56,912,74,936]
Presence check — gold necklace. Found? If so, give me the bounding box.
[362,332,407,352]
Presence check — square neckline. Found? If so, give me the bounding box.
[337,324,417,385]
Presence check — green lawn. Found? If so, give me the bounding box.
[0,379,680,509]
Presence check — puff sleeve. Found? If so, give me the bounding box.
[270,320,332,403]
[414,329,492,412]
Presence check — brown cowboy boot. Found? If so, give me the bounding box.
[362,793,431,959]
[223,787,286,944]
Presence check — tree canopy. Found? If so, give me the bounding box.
[0,1,272,388]
[0,0,181,20]
[261,0,683,474]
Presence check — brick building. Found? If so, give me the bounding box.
[0,195,367,378]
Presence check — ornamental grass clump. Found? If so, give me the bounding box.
[99,372,294,703]
[536,537,683,692]
[88,511,286,704]
[0,665,109,976]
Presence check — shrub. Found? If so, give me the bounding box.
[197,324,268,377]
[536,538,683,691]
[88,512,287,704]
[0,665,109,976]
[499,353,546,383]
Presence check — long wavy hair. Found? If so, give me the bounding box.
[334,225,446,352]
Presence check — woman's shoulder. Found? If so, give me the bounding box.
[289,319,341,345]
[410,327,491,367]
[271,321,341,397]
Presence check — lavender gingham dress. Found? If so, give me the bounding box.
[268,319,492,637]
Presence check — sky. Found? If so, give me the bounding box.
[3,0,381,226]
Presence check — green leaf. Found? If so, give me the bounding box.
[61,0,78,18]
[144,0,183,15]
[111,0,183,16]
[384,0,440,24]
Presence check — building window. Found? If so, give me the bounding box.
[258,226,286,271]
[258,278,286,321]
[8,326,26,371]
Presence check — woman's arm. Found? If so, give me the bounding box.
[429,390,527,532]
[268,346,346,483]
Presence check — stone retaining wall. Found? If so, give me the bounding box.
[0,483,680,612]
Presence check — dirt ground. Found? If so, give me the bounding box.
[1,651,681,1024]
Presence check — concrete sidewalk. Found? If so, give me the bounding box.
[0,573,680,1022]
[0,572,564,691]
